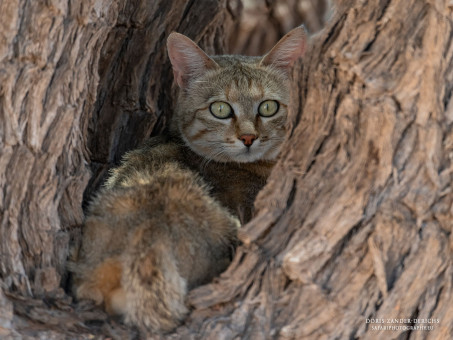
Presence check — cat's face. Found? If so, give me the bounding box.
[167,27,306,163]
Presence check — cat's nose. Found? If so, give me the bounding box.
[239,134,257,147]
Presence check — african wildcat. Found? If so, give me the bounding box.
[71,26,306,332]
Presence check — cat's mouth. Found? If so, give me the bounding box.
[229,144,267,163]
[185,137,279,163]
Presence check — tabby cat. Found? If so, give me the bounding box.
[71,26,306,333]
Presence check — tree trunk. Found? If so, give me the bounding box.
[228,0,330,56]
[0,0,236,338]
[179,1,453,339]
[1,0,452,339]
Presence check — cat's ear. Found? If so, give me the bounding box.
[167,32,219,88]
[260,25,307,75]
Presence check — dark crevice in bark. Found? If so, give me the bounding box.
[179,0,197,32]
[321,13,347,56]
[289,62,305,137]
[430,284,444,317]
[376,0,392,23]
[405,306,420,339]
[316,220,370,291]
[386,246,412,292]
[442,23,453,59]
[392,118,417,174]
[285,179,297,210]
[89,29,134,163]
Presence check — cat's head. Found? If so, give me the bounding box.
[167,26,306,163]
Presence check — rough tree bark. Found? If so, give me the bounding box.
[178,1,453,339]
[0,0,237,338]
[1,0,452,339]
[228,0,330,56]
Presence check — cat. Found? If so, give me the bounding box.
[70,26,306,333]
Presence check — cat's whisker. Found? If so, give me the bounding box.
[199,147,218,169]
[202,147,229,170]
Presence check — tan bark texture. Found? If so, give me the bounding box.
[228,0,330,56]
[0,0,236,338]
[180,1,453,339]
[1,0,453,339]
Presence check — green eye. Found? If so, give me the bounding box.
[209,101,233,119]
[258,100,279,117]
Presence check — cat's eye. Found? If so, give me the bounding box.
[210,101,233,119]
[258,100,279,117]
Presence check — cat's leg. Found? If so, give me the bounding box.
[121,226,188,332]
[71,193,135,316]
[107,286,127,315]
[74,257,123,309]
[73,227,186,330]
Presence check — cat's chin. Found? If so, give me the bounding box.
[225,148,277,163]
[229,153,268,163]
[195,150,265,163]
[193,148,268,163]
[185,138,278,163]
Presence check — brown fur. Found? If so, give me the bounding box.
[71,27,306,333]
[73,161,239,331]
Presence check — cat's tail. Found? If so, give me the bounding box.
[122,226,188,333]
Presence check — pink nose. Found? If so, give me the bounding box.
[239,134,257,147]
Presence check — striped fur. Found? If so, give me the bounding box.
[172,55,291,163]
